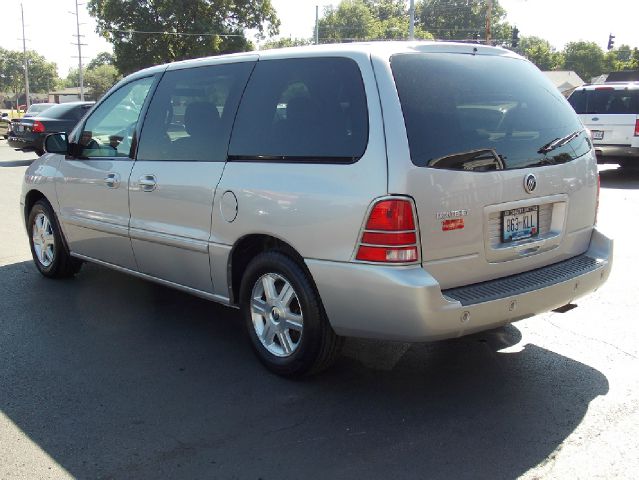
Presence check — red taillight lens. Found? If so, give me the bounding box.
[361,231,416,245]
[355,198,419,264]
[364,199,415,231]
[32,120,45,133]
[634,119,639,137]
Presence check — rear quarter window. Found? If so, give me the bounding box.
[568,88,639,114]
[228,57,369,163]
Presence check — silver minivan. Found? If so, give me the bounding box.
[22,42,612,376]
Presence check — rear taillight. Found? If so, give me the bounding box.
[355,198,419,263]
[634,118,639,137]
[32,121,45,133]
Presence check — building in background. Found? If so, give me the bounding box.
[543,71,585,97]
[48,87,94,103]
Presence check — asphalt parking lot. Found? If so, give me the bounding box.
[1,140,638,479]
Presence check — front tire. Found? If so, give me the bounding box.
[240,251,343,377]
[28,199,82,278]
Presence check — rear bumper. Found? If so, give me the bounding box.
[7,134,43,151]
[594,144,639,162]
[306,228,612,341]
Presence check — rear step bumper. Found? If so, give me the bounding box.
[306,228,612,342]
[594,144,639,162]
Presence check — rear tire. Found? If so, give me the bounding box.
[240,251,343,377]
[28,199,82,278]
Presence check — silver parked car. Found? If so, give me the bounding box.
[21,42,613,377]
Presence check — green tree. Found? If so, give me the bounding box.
[318,1,377,42]
[604,44,639,72]
[416,0,510,42]
[87,0,280,74]
[84,64,122,99]
[518,36,564,71]
[0,48,58,105]
[562,41,605,81]
[317,0,432,42]
[87,51,115,70]
[63,67,82,89]
[261,37,312,50]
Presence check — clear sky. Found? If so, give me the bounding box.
[1,0,637,77]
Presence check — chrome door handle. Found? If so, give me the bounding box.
[138,174,157,192]
[104,172,120,188]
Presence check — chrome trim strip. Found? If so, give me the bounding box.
[350,194,422,265]
[70,253,235,308]
[62,214,129,237]
[128,227,209,253]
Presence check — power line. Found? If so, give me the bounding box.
[105,28,243,37]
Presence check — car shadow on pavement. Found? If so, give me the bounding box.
[0,261,609,480]
[599,165,639,189]
[0,159,34,167]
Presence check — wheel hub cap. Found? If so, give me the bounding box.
[32,212,55,267]
[250,273,304,358]
[270,307,281,322]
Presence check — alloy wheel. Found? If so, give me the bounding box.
[250,273,304,357]
[32,212,55,267]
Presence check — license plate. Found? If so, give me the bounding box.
[17,125,24,132]
[591,130,604,140]
[502,206,539,243]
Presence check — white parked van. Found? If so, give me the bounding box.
[568,82,639,168]
[22,42,612,376]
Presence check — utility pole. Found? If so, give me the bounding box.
[21,3,31,109]
[315,5,319,45]
[409,0,415,41]
[71,0,86,101]
[485,0,493,44]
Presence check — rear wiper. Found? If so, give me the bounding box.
[427,149,505,171]
[537,130,582,154]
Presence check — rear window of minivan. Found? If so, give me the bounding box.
[391,53,588,170]
[568,88,639,115]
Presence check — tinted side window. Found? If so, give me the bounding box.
[228,57,368,162]
[80,77,154,158]
[567,90,587,114]
[137,62,254,162]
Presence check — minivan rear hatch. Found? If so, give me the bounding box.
[389,52,598,289]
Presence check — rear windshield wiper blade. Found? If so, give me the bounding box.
[537,130,582,154]
[426,149,505,171]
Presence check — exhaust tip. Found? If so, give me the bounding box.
[552,303,578,314]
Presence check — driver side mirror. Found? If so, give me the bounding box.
[43,132,70,155]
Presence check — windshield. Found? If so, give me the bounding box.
[391,53,589,170]
[568,88,639,115]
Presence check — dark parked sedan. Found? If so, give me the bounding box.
[0,112,10,139]
[8,102,94,155]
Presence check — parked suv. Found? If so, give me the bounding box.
[22,43,612,376]
[567,82,639,168]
